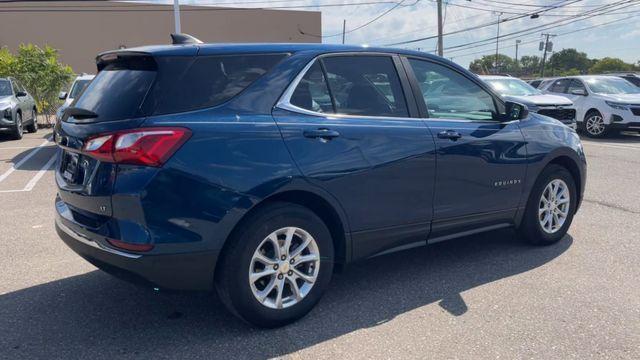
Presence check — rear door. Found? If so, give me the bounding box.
[273,53,436,259]
[403,57,527,239]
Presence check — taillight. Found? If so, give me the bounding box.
[82,127,191,167]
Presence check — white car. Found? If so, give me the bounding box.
[56,74,95,120]
[540,75,640,138]
[481,75,576,129]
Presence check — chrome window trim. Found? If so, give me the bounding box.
[275,55,419,122]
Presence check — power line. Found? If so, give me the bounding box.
[449,12,639,59]
[299,0,418,38]
[385,0,584,45]
[442,0,638,53]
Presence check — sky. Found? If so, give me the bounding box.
[143,0,640,69]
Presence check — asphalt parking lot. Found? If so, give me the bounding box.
[1,129,639,359]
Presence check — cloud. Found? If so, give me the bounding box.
[138,0,640,67]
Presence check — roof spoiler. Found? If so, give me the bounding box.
[171,33,203,45]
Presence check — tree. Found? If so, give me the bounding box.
[10,44,74,125]
[519,55,541,77]
[469,54,517,75]
[589,57,635,74]
[549,49,590,74]
[0,48,16,78]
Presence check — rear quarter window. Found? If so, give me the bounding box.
[146,53,287,115]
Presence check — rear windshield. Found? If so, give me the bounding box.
[71,55,157,122]
[69,53,286,122]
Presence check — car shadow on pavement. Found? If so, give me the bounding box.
[3,140,57,172]
[0,229,572,359]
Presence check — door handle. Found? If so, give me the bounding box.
[437,130,462,141]
[303,128,340,140]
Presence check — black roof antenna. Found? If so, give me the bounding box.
[170,33,203,45]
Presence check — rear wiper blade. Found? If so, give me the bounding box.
[64,107,98,120]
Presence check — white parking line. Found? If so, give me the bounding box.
[23,154,57,191]
[0,138,53,183]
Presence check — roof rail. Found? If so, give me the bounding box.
[170,33,203,45]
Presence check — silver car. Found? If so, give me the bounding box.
[0,77,37,140]
[56,74,95,121]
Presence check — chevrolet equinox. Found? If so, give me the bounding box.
[54,41,586,328]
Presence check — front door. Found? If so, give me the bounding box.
[403,57,528,238]
[273,54,436,259]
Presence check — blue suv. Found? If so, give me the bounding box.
[54,42,586,327]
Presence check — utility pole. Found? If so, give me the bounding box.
[173,0,181,34]
[540,33,555,77]
[515,39,521,75]
[494,12,503,74]
[437,0,443,56]
[342,20,346,44]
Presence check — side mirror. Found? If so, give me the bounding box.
[505,101,529,121]
[16,91,27,97]
[570,89,587,96]
[58,91,68,100]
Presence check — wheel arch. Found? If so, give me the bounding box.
[548,155,582,205]
[583,107,601,121]
[221,189,351,269]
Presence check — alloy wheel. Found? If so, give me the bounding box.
[585,114,605,136]
[249,227,320,309]
[538,179,571,234]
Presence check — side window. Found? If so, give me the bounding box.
[148,53,287,115]
[10,80,19,94]
[550,79,570,93]
[567,79,586,94]
[320,56,409,117]
[408,58,496,120]
[290,62,334,113]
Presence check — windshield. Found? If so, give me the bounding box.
[69,79,91,99]
[585,77,640,94]
[485,78,541,96]
[0,80,12,96]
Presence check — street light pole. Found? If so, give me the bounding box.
[173,0,181,34]
[495,12,502,74]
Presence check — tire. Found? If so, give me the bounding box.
[519,164,577,246]
[26,110,37,133]
[583,110,609,138]
[215,202,334,328]
[11,112,23,140]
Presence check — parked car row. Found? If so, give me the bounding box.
[496,73,640,138]
[0,73,96,141]
[480,75,576,130]
[0,77,38,139]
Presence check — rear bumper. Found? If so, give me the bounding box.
[55,216,219,291]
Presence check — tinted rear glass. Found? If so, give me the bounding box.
[70,55,156,122]
[146,53,287,115]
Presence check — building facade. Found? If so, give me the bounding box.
[0,1,321,73]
